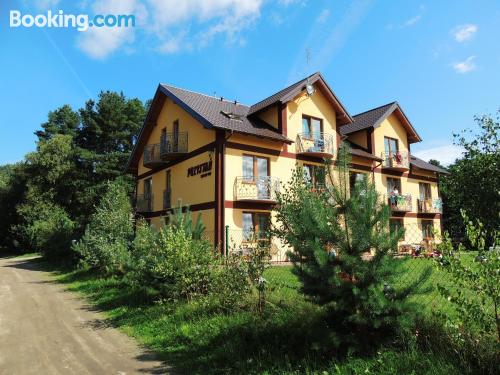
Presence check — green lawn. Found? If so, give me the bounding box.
[34,257,472,374]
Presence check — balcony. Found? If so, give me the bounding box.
[381,151,410,171]
[296,133,335,158]
[418,198,442,214]
[163,189,171,210]
[234,176,280,202]
[387,194,412,212]
[136,194,154,213]
[143,144,166,169]
[160,132,188,160]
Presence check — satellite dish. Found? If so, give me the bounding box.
[305,81,315,96]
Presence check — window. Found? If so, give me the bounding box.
[419,183,431,200]
[386,177,402,195]
[349,172,367,194]
[390,219,405,240]
[172,120,179,152]
[144,178,153,211]
[421,220,434,239]
[242,155,269,180]
[144,178,152,197]
[164,170,172,209]
[242,212,270,241]
[303,164,326,189]
[302,116,323,138]
[384,137,399,156]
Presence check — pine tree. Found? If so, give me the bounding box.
[275,145,416,350]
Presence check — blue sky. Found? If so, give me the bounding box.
[1,0,499,165]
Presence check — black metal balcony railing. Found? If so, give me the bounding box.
[136,194,154,212]
[387,194,412,212]
[381,151,410,169]
[143,144,165,168]
[296,133,335,157]
[234,176,280,201]
[160,132,188,158]
[417,198,442,214]
[163,189,171,210]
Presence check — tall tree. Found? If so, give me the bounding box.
[35,104,80,141]
[440,111,500,242]
[275,146,415,351]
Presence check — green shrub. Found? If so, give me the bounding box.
[131,221,217,300]
[437,211,500,343]
[16,198,75,258]
[73,180,133,274]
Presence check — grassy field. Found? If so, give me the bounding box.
[29,255,476,374]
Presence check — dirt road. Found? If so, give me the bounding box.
[0,255,169,374]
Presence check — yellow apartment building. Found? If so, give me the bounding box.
[126,72,448,260]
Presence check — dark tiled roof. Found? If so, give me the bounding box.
[160,84,291,143]
[340,102,397,135]
[346,141,382,161]
[248,72,320,114]
[410,155,450,174]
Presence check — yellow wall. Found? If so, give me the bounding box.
[373,113,409,158]
[137,150,215,211]
[256,105,279,129]
[138,96,215,175]
[286,87,338,154]
[347,130,368,149]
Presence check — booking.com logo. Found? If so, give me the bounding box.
[9,10,135,32]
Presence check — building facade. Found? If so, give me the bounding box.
[127,72,448,260]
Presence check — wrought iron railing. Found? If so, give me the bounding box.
[381,151,410,169]
[296,133,335,156]
[160,132,188,156]
[417,198,442,214]
[163,190,171,210]
[143,144,163,166]
[387,194,412,212]
[136,194,154,212]
[234,176,280,201]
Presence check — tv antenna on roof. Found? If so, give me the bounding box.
[304,48,315,97]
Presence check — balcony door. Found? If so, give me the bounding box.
[419,183,431,200]
[304,164,326,190]
[165,170,171,209]
[243,155,270,199]
[242,212,270,241]
[144,178,152,211]
[384,137,399,156]
[172,120,179,152]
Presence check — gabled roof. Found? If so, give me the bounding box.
[340,102,422,143]
[410,155,450,174]
[248,72,353,125]
[126,84,292,171]
[160,85,291,143]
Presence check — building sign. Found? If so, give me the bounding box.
[187,156,212,178]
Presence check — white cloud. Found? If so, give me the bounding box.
[77,0,263,58]
[32,0,61,10]
[77,0,147,59]
[317,9,331,23]
[387,5,424,29]
[452,56,476,74]
[452,24,478,42]
[412,144,464,166]
[403,14,421,27]
[278,0,304,6]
